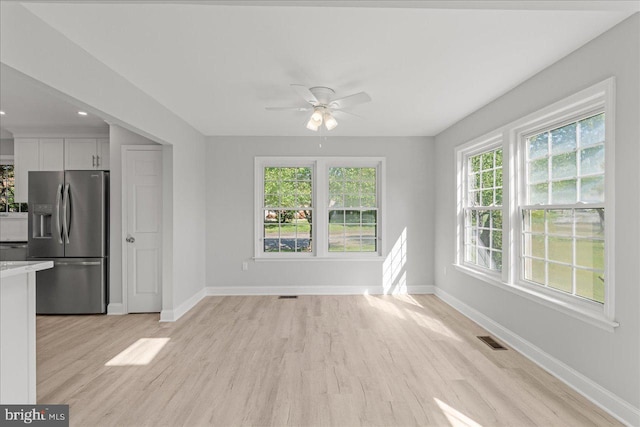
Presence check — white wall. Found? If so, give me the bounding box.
[433,14,639,422]
[206,136,435,294]
[0,3,208,316]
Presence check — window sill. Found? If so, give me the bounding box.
[0,213,28,218]
[453,263,619,332]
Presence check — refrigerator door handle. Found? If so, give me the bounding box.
[63,183,70,243]
[55,183,63,244]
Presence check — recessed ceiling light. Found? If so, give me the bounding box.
[77,111,88,116]
[0,111,5,115]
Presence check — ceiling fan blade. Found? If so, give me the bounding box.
[291,84,319,105]
[332,109,364,119]
[330,92,371,110]
[265,106,311,112]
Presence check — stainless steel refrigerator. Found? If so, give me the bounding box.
[28,170,109,314]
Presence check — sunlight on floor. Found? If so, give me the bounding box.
[105,338,170,366]
[365,295,462,342]
[435,397,483,427]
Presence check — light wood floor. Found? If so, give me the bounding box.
[36,295,621,427]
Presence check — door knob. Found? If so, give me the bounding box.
[126,235,135,243]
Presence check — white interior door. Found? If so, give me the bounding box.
[123,147,163,313]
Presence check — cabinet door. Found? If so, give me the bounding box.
[96,138,110,170]
[39,139,64,171]
[13,139,39,202]
[64,139,97,170]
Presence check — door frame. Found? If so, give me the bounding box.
[121,145,164,314]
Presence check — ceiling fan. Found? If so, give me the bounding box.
[266,85,372,131]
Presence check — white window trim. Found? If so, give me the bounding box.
[254,156,386,260]
[454,77,617,332]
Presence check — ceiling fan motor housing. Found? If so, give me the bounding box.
[309,86,335,105]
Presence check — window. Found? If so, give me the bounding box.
[463,146,503,272]
[455,78,616,329]
[262,166,313,253]
[328,167,378,253]
[0,161,28,213]
[256,157,384,258]
[522,113,605,303]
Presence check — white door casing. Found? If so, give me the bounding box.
[122,146,163,313]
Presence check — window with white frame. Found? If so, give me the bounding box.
[463,146,503,272]
[521,112,606,304]
[256,157,383,258]
[455,78,615,328]
[262,165,313,254]
[328,167,378,253]
[0,160,28,213]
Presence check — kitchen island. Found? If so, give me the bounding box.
[0,261,53,404]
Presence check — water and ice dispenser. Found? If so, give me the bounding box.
[31,204,54,239]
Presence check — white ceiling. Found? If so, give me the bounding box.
[1,1,637,138]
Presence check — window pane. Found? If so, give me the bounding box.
[528,158,548,183]
[362,210,377,224]
[345,210,360,224]
[481,170,494,189]
[551,152,576,180]
[471,156,480,173]
[465,245,477,263]
[551,123,577,154]
[580,145,604,175]
[548,263,572,293]
[361,238,377,252]
[490,210,502,229]
[481,190,493,206]
[547,209,573,235]
[580,176,604,203]
[361,193,376,207]
[576,239,604,270]
[551,179,576,204]
[491,251,502,271]
[528,133,548,160]
[579,113,605,147]
[523,210,545,233]
[576,269,604,303]
[481,152,494,170]
[529,183,548,204]
[523,233,545,258]
[575,209,604,238]
[491,230,502,250]
[524,258,546,284]
[548,236,572,264]
[329,210,345,224]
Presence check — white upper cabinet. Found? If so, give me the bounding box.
[39,139,65,171]
[14,138,64,202]
[65,138,109,170]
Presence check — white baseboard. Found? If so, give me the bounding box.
[107,303,125,315]
[434,287,640,427]
[160,288,206,322]
[205,284,435,296]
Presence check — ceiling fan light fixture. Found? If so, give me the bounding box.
[306,119,319,131]
[323,112,338,130]
[310,107,323,125]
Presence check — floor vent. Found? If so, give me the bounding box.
[477,336,507,350]
[278,295,298,299]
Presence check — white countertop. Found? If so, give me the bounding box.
[0,261,54,279]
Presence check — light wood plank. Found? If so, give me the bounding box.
[36,295,622,426]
